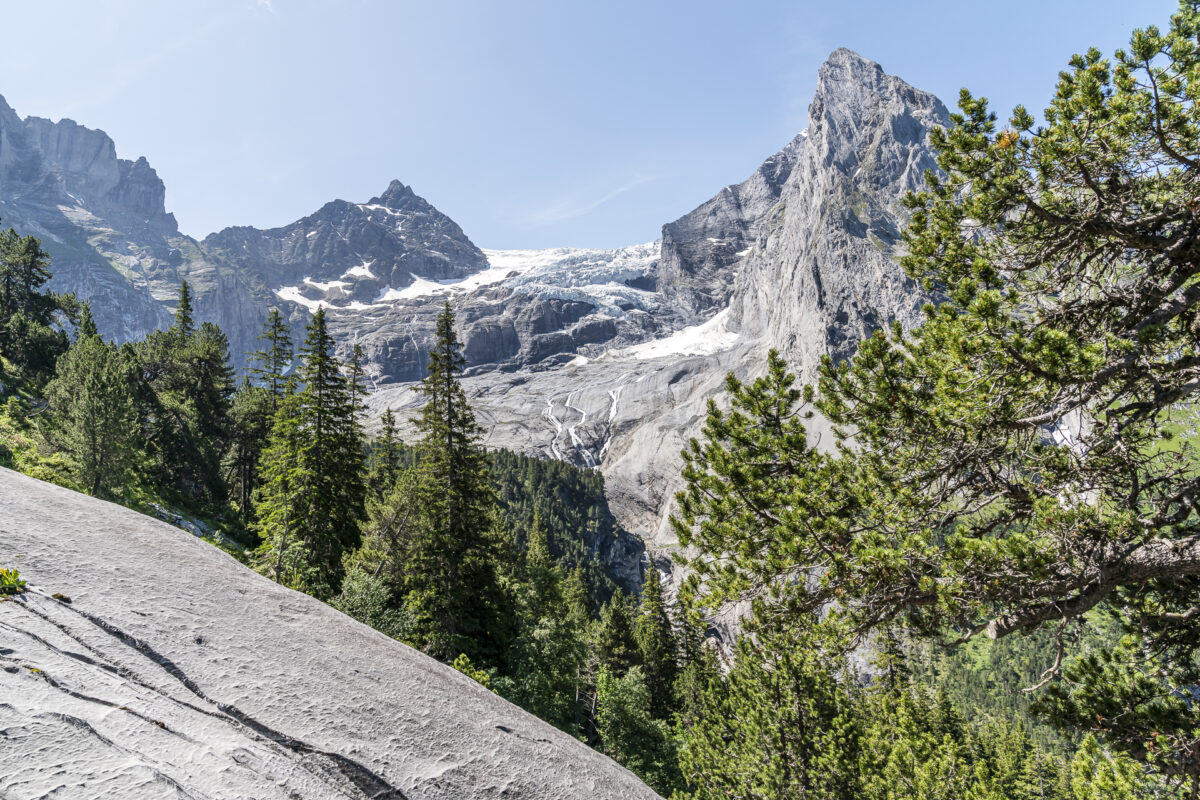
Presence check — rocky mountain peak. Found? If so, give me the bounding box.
[729,48,947,374]
[370,178,418,209]
[807,48,949,183]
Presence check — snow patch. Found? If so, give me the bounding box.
[342,260,376,280]
[622,308,738,360]
[304,277,349,292]
[274,285,325,312]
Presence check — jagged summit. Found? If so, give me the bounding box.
[728,46,946,376]
[370,178,419,209]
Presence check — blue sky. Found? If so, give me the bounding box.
[0,1,1166,249]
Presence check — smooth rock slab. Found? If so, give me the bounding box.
[0,467,660,800]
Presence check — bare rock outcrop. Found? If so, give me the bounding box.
[0,467,661,800]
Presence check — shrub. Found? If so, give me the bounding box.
[0,567,27,596]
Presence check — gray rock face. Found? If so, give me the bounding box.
[0,94,177,342]
[202,179,488,305]
[0,467,662,800]
[731,47,945,375]
[658,131,804,318]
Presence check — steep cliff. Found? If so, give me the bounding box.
[731,48,944,375]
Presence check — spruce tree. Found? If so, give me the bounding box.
[634,566,678,719]
[254,308,365,596]
[45,332,137,497]
[596,665,682,795]
[225,380,273,520]
[173,279,194,339]
[254,386,311,587]
[405,301,510,664]
[0,224,72,380]
[346,342,368,412]
[595,595,639,678]
[250,308,293,412]
[77,302,98,339]
[368,406,403,498]
[495,512,590,732]
[295,307,366,594]
[132,282,234,509]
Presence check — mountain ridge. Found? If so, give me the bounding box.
[0,48,947,593]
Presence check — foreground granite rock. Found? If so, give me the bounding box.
[0,467,661,800]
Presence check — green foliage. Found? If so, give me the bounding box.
[452,653,493,691]
[400,302,510,664]
[228,311,295,523]
[0,393,77,488]
[250,308,292,410]
[596,665,682,795]
[497,513,589,733]
[367,406,404,499]
[44,333,138,498]
[0,567,26,596]
[254,309,366,597]
[595,594,640,677]
[0,224,73,383]
[681,626,860,800]
[1069,736,1162,800]
[224,381,273,521]
[673,2,1200,784]
[333,560,412,642]
[133,283,236,509]
[490,446,630,607]
[634,566,678,718]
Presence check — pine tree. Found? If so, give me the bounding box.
[634,566,678,719]
[682,626,861,800]
[1068,736,1159,800]
[673,3,1200,779]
